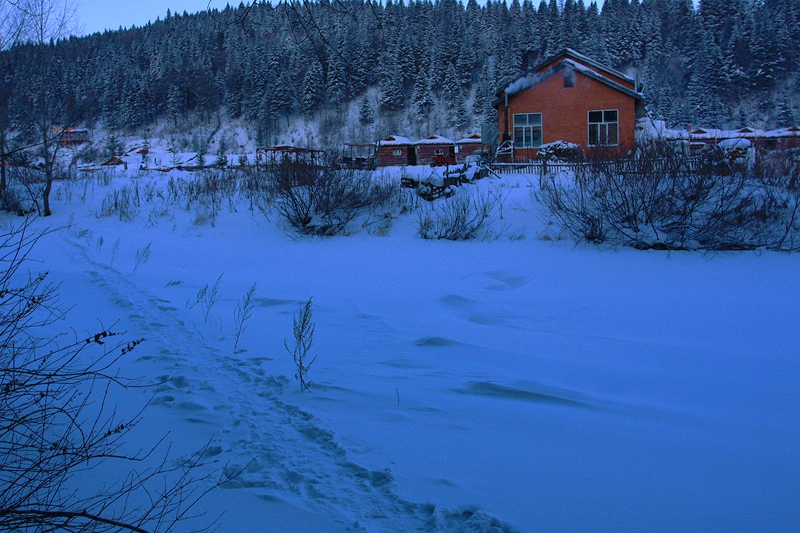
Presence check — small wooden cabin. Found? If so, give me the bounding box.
[456,134,483,162]
[101,156,127,168]
[377,135,416,166]
[415,135,456,166]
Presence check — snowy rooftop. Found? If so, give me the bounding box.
[414,134,455,145]
[378,135,413,146]
[502,58,643,100]
[637,118,800,141]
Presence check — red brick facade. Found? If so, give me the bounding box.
[495,50,644,161]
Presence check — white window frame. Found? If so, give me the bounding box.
[434,148,444,156]
[588,109,619,146]
[513,113,543,149]
[392,149,403,156]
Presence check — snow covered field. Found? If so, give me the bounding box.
[14,166,800,532]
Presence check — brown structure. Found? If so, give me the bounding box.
[53,127,90,146]
[376,135,416,167]
[257,146,325,168]
[639,119,800,155]
[340,143,377,170]
[456,134,483,162]
[415,135,456,166]
[494,49,645,161]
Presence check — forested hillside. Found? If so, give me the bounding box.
[2,0,799,150]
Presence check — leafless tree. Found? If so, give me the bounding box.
[0,0,83,216]
[537,148,800,251]
[0,217,222,532]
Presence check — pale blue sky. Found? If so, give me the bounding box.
[76,0,220,35]
[75,0,610,36]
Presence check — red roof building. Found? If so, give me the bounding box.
[494,49,645,161]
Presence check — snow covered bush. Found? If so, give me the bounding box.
[536,140,583,163]
[266,161,398,236]
[417,188,496,241]
[537,149,800,251]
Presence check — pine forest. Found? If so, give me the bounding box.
[1,0,799,152]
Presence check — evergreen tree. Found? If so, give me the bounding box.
[301,60,325,116]
[166,84,183,127]
[379,52,405,111]
[411,72,434,122]
[325,54,348,112]
[359,94,374,125]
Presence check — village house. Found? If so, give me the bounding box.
[414,135,456,166]
[636,119,800,155]
[53,127,91,147]
[455,134,483,162]
[494,49,645,161]
[376,135,415,166]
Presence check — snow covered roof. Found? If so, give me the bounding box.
[532,48,637,86]
[636,118,800,142]
[414,134,455,145]
[559,59,643,100]
[497,57,643,102]
[378,135,413,146]
[456,134,482,144]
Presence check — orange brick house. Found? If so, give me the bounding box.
[493,49,645,161]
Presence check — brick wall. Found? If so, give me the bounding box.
[498,70,638,161]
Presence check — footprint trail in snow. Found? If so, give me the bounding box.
[62,231,516,532]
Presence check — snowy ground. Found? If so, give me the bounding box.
[13,166,800,532]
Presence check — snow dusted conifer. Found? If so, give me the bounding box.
[359,94,374,125]
[411,72,434,121]
[301,60,325,116]
[442,62,461,112]
[326,54,348,112]
[473,59,496,119]
[167,84,182,127]
[379,52,405,111]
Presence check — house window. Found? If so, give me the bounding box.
[588,110,618,146]
[392,149,403,156]
[513,113,543,148]
[434,148,444,156]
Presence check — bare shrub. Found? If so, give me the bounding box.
[97,183,140,221]
[186,273,224,323]
[537,149,800,251]
[285,298,317,391]
[1,167,46,215]
[266,161,398,236]
[233,282,256,353]
[0,217,216,532]
[417,189,496,240]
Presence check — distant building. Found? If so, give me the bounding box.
[493,49,645,161]
[414,135,456,166]
[455,134,483,163]
[376,135,415,166]
[636,119,800,155]
[54,127,91,147]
